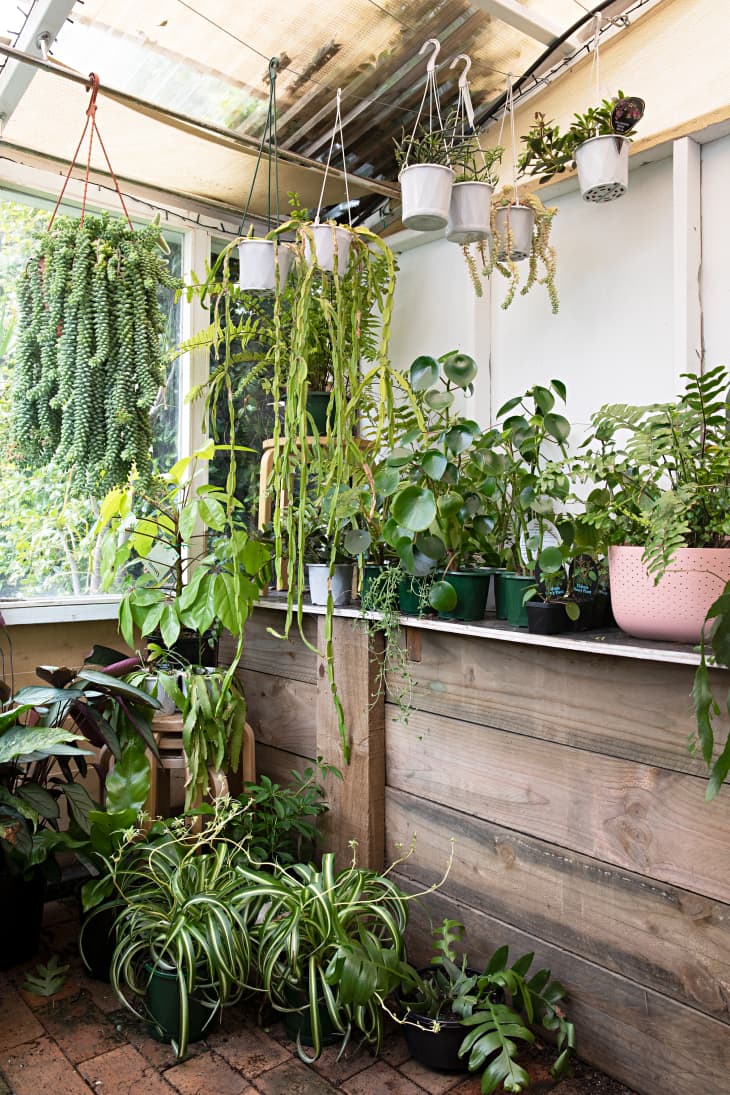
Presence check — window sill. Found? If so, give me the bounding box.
[0,597,121,626]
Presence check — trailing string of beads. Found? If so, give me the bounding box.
[12,213,181,493]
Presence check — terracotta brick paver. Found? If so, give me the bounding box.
[0,903,639,1095]
[165,1050,256,1095]
[79,1044,177,1095]
[2,1035,92,1095]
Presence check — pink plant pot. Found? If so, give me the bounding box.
[608,545,730,643]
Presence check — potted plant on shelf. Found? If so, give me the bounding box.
[518,92,645,203]
[490,380,572,627]
[386,352,501,621]
[396,919,575,1091]
[108,800,255,1059]
[576,365,730,643]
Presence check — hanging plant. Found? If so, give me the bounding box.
[12,213,180,493]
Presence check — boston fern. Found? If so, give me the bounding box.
[579,366,730,579]
[12,214,181,494]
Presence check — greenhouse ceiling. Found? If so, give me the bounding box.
[0,0,654,225]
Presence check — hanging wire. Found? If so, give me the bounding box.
[315,87,351,225]
[590,12,602,100]
[402,39,450,169]
[495,74,519,202]
[238,56,281,234]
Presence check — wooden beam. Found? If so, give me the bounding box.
[316,615,385,871]
[673,135,703,383]
[469,0,581,58]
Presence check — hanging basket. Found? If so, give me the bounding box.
[303,223,355,273]
[446,181,493,244]
[399,164,454,231]
[494,204,535,262]
[575,135,629,203]
[237,238,294,291]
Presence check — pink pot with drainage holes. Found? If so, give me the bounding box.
[608,545,730,643]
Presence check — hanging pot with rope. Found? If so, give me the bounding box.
[445,55,498,245]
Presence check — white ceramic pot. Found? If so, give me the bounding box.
[575,135,629,203]
[608,545,730,643]
[237,239,293,291]
[446,181,493,245]
[494,205,535,262]
[399,164,454,231]
[141,673,178,715]
[307,563,353,606]
[303,224,354,273]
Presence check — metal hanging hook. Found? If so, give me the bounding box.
[450,54,472,88]
[419,38,441,73]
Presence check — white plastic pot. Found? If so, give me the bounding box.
[237,239,293,291]
[575,135,629,203]
[494,205,535,262]
[446,181,493,245]
[399,164,454,231]
[303,224,354,273]
[307,563,353,606]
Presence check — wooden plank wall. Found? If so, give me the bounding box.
[384,628,730,1094]
[3,620,126,690]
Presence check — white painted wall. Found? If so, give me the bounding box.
[701,133,730,370]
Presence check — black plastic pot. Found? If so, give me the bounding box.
[526,601,571,635]
[148,628,218,668]
[283,984,340,1047]
[0,865,45,970]
[79,902,120,982]
[403,1012,467,1072]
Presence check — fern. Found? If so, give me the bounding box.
[459,1001,533,1093]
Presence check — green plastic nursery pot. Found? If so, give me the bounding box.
[361,564,395,605]
[145,965,216,1046]
[435,570,492,622]
[305,391,332,437]
[501,574,535,628]
[398,575,431,616]
[283,985,340,1048]
[492,570,514,620]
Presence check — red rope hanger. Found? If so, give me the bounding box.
[48,71,133,230]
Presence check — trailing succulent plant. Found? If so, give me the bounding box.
[12,213,181,494]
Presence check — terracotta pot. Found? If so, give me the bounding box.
[608,545,730,643]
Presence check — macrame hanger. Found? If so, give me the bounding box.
[449,54,487,173]
[590,13,602,102]
[315,86,352,226]
[48,72,133,231]
[495,75,519,204]
[239,57,281,235]
[402,38,449,169]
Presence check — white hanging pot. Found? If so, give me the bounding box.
[303,223,354,273]
[575,134,629,203]
[446,181,493,245]
[237,239,294,291]
[494,204,535,262]
[399,163,454,231]
[307,563,353,606]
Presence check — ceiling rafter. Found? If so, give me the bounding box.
[469,0,582,58]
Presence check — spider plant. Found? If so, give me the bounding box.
[108,800,256,1058]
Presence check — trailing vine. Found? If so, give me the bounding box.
[12,213,181,494]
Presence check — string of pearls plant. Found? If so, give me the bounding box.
[12,213,180,493]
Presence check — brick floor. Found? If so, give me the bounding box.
[0,902,640,1095]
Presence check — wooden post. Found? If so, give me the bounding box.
[316,615,385,871]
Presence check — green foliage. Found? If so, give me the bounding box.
[218,758,339,866]
[238,849,413,1062]
[96,441,271,656]
[108,801,257,1058]
[394,125,453,168]
[23,955,69,996]
[692,587,730,800]
[12,213,182,495]
[401,920,575,1094]
[577,366,730,579]
[518,91,640,183]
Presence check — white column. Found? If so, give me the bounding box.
[672,136,703,385]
